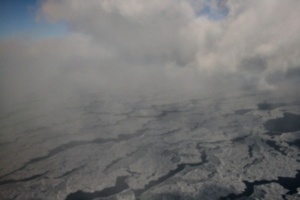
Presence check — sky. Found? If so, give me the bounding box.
[1,0,300,110]
[0,0,228,39]
[0,0,67,39]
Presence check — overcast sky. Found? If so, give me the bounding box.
[1,0,300,109]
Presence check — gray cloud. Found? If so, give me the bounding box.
[1,0,300,110]
[285,67,300,79]
[239,56,267,74]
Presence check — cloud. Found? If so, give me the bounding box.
[1,0,300,109]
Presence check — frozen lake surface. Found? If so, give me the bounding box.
[0,90,300,200]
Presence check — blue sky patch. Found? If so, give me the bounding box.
[0,0,68,40]
[196,0,229,20]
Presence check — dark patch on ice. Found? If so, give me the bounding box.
[265,131,283,136]
[264,113,300,133]
[126,168,140,177]
[104,148,142,172]
[248,145,254,158]
[220,170,300,200]
[235,109,252,115]
[65,176,129,200]
[266,140,287,155]
[28,141,92,164]
[103,158,123,172]
[0,165,26,179]
[243,158,263,171]
[220,180,273,200]
[157,110,181,118]
[134,151,208,198]
[278,170,300,196]
[55,165,85,179]
[288,139,300,149]
[0,172,47,186]
[257,102,286,110]
[231,135,249,143]
[145,193,181,200]
[160,128,181,136]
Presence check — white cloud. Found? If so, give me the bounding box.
[1,0,300,109]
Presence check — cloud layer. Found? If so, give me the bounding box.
[1,0,300,108]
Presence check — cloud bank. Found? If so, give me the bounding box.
[1,0,300,109]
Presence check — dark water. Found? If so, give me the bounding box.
[220,171,300,200]
[0,129,146,180]
[265,131,283,136]
[134,151,208,198]
[235,109,252,115]
[266,140,287,155]
[65,151,208,200]
[0,172,47,186]
[277,170,300,195]
[264,113,300,133]
[257,102,286,110]
[248,145,254,158]
[55,165,85,179]
[288,139,300,149]
[65,176,129,200]
[231,135,249,143]
[30,129,146,164]
[220,180,273,200]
